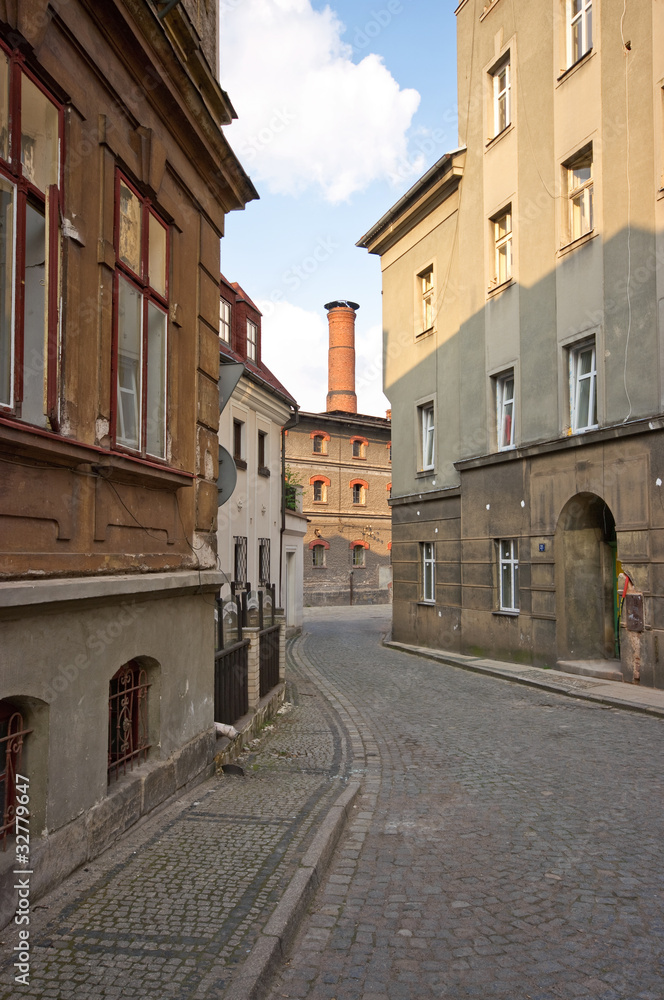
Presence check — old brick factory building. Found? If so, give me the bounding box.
[285,301,392,606]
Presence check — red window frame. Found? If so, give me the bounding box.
[111,170,170,458]
[0,42,64,428]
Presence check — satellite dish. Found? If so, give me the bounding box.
[217,445,237,507]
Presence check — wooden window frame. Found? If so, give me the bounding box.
[111,170,170,459]
[0,45,64,429]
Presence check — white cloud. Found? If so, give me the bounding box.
[220,0,422,202]
[259,300,390,416]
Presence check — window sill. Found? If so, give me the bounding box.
[352,455,367,460]
[258,466,270,478]
[557,48,594,85]
[417,600,436,607]
[0,417,194,490]
[416,468,435,478]
[485,122,514,150]
[234,457,247,470]
[569,423,599,436]
[497,444,516,453]
[416,326,435,341]
[493,609,519,617]
[312,501,328,505]
[558,229,597,258]
[487,276,514,297]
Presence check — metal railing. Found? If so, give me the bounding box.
[1,709,31,850]
[108,662,150,782]
[215,592,249,725]
[259,625,280,698]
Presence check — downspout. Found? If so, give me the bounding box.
[279,405,300,609]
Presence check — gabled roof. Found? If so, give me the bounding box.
[219,337,298,409]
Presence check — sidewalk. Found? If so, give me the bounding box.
[384,636,664,718]
[0,658,359,1000]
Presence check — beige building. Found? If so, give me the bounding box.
[359,0,664,686]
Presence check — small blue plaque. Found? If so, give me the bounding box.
[539,543,546,552]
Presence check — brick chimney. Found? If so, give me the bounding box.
[325,299,359,413]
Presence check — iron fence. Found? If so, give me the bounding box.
[0,708,31,850]
[259,625,280,698]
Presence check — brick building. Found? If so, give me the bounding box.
[285,302,392,606]
[0,0,256,925]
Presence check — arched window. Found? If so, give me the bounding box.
[309,538,329,568]
[108,661,150,782]
[350,540,369,567]
[310,474,330,503]
[350,479,368,505]
[310,431,330,455]
[350,436,368,459]
[1,701,31,849]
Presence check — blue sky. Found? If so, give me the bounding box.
[219,0,459,415]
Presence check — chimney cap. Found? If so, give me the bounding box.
[324,299,360,312]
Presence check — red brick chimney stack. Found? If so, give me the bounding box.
[325,299,359,414]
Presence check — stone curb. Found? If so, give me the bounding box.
[384,640,664,720]
[223,780,361,1000]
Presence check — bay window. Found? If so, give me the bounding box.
[113,172,169,458]
[0,47,62,429]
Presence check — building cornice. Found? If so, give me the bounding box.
[0,570,223,611]
[455,416,664,471]
[357,149,465,257]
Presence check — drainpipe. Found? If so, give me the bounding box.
[279,405,300,609]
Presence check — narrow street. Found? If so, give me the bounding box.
[2,607,663,1000]
[269,607,664,1000]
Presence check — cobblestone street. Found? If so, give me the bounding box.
[269,607,664,1000]
[2,606,664,999]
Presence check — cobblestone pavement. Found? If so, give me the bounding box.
[267,607,664,1000]
[0,671,354,1000]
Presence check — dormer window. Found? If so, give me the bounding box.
[247,320,257,361]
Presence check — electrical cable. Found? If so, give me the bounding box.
[620,1,633,422]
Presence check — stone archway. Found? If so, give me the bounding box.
[555,493,618,665]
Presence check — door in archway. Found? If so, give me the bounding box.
[555,493,618,662]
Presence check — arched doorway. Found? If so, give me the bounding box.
[555,493,619,664]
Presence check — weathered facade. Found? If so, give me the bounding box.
[285,302,392,607]
[359,0,664,685]
[217,275,304,631]
[0,0,256,924]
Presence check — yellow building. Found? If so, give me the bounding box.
[359,0,664,686]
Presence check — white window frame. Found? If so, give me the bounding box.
[247,319,257,361]
[421,542,435,603]
[492,57,511,136]
[567,0,592,68]
[570,339,597,433]
[492,208,513,286]
[496,370,515,450]
[498,539,519,612]
[219,297,231,342]
[418,266,434,333]
[566,147,593,242]
[418,402,435,471]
